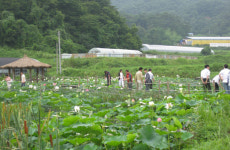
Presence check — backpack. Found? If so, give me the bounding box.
[129,73,132,82]
[118,72,120,80]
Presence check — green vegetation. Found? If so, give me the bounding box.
[124,13,190,45]
[201,46,212,56]
[1,77,230,149]
[1,47,230,79]
[0,0,141,53]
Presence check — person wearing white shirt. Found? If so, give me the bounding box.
[200,65,211,91]
[212,75,220,92]
[118,69,124,88]
[219,64,230,94]
[21,72,26,87]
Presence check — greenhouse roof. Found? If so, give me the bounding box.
[141,44,214,54]
[88,48,142,54]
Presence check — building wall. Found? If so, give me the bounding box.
[188,40,230,46]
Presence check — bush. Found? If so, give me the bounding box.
[201,46,212,56]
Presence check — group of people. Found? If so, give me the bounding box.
[104,67,155,90]
[201,64,230,93]
[4,72,26,90]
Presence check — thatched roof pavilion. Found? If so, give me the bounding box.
[0,55,51,81]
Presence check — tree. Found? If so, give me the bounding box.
[201,46,212,56]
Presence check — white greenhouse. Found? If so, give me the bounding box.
[88,48,142,57]
[141,44,214,54]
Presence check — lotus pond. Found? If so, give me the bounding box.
[0,77,230,150]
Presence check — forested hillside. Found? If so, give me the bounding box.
[0,0,142,53]
[111,0,230,44]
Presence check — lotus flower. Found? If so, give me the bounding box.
[69,87,72,90]
[29,85,33,88]
[53,83,57,86]
[74,106,80,112]
[55,86,59,90]
[149,101,154,107]
[167,96,173,99]
[157,118,162,122]
[33,86,37,90]
[132,99,135,103]
[179,88,183,93]
[43,84,46,86]
[85,89,89,92]
[165,103,173,109]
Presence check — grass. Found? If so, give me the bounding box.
[1,46,230,79]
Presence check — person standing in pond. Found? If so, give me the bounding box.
[135,67,143,90]
[148,69,154,89]
[5,74,12,90]
[219,64,230,94]
[228,71,230,94]
[21,72,26,87]
[125,70,132,90]
[212,75,220,92]
[144,69,151,91]
[104,71,111,86]
[118,69,124,88]
[200,65,211,91]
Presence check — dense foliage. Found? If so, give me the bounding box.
[124,13,190,45]
[0,0,142,53]
[111,0,230,42]
[1,77,230,149]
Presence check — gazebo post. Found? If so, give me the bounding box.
[8,68,11,76]
[12,69,15,80]
[20,68,23,81]
[29,68,32,82]
[36,68,39,83]
[42,68,44,81]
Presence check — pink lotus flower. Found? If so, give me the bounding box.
[43,84,46,86]
[132,99,135,103]
[157,118,162,122]
[85,89,89,92]
[53,83,57,86]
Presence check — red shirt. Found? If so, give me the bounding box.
[126,73,132,83]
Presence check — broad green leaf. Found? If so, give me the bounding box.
[103,135,127,146]
[165,124,177,132]
[69,137,90,146]
[63,116,81,126]
[83,143,98,150]
[181,132,193,141]
[172,117,182,129]
[139,125,168,149]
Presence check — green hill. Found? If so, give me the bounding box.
[111,0,230,37]
[0,0,142,53]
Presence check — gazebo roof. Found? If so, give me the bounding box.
[0,55,51,69]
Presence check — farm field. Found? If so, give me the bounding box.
[1,77,230,149]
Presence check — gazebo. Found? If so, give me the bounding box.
[0,55,51,81]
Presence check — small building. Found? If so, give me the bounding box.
[0,58,21,76]
[141,44,214,54]
[0,55,51,81]
[88,48,142,57]
[184,37,230,46]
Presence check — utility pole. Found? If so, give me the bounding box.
[56,42,58,74]
[58,31,61,74]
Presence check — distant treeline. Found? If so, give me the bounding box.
[0,0,142,53]
[112,0,230,44]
